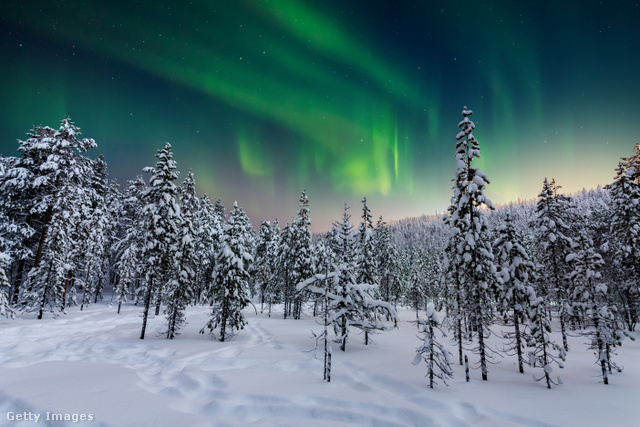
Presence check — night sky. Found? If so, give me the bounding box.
[2,1,639,232]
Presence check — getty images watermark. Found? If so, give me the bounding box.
[6,412,95,423]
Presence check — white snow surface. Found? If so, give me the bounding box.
[1,303,639,426]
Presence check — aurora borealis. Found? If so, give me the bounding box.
[2,1,639,231]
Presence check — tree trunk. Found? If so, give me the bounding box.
[514,313,524,374]
[140,279,153,339]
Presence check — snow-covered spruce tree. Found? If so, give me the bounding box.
[139,143,181,340]
[606,144,640,331]
[442,107,497,380]
[193,195,223,305]
[527,296,566,389]
[291,190,314,319]
[567,229,625,384]
[413,303,454,388]
[535,178,574,351]
[254,220,277,314]
[162,173,198,339]
[0,252,14,318]
[357,197,380,343]
[357,197,378,288]
[201,202,253,341]
[73,173,109,311]
[494,213,537,374]
[276,221,295,318]
[114,176,147,313]
[373,215,399,306]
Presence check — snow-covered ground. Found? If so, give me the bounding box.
[1,302,639,427]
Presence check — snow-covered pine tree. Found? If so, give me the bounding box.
[357,198,378,290]
[139,143,181,339]
[373,215,400,307]
[276,221,295,318]
[357,197,381,343]
[254,220,277,314]
[567,229,624,384]
[535,178,574,351]
[162,172,198,339]
[443,107,497,380]
[413,303,454,388]
[606,144,640,331]
[291,190,314,319]
[494,213,537,373]
[193,195,223,305]
[201,201,253,341]
[527,296,566,389]
[114,176,147,313]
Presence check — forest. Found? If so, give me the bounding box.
[1,109,639,389]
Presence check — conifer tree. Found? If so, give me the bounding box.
[527,296,566,389]
[201,202,253,341]
[567,229,624,384]
[139,143,181,339]
[291,190,314,319]
[373,216,399,306]
[193,195,223,305]
[413,303,454,388]
[276,222,295,318]
[114,176,147,313]
[442,107,497,380]
[494,213,537,373]
[254,220,277,314]
[535,178,574,350]
[357,197,378,290]
[162,172,198,339]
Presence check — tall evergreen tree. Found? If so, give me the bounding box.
[535,178,574,351]
[567,229,624,384]
[254,220,277,314]
[494,213,537,373]
[442,107,497,380]
[201,202,253,341]
[291,190,314,319]
[139,143,181,340]
[162,171,198,339]
[114,176,147,313]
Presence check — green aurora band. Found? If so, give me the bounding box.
[1,1,639,230]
